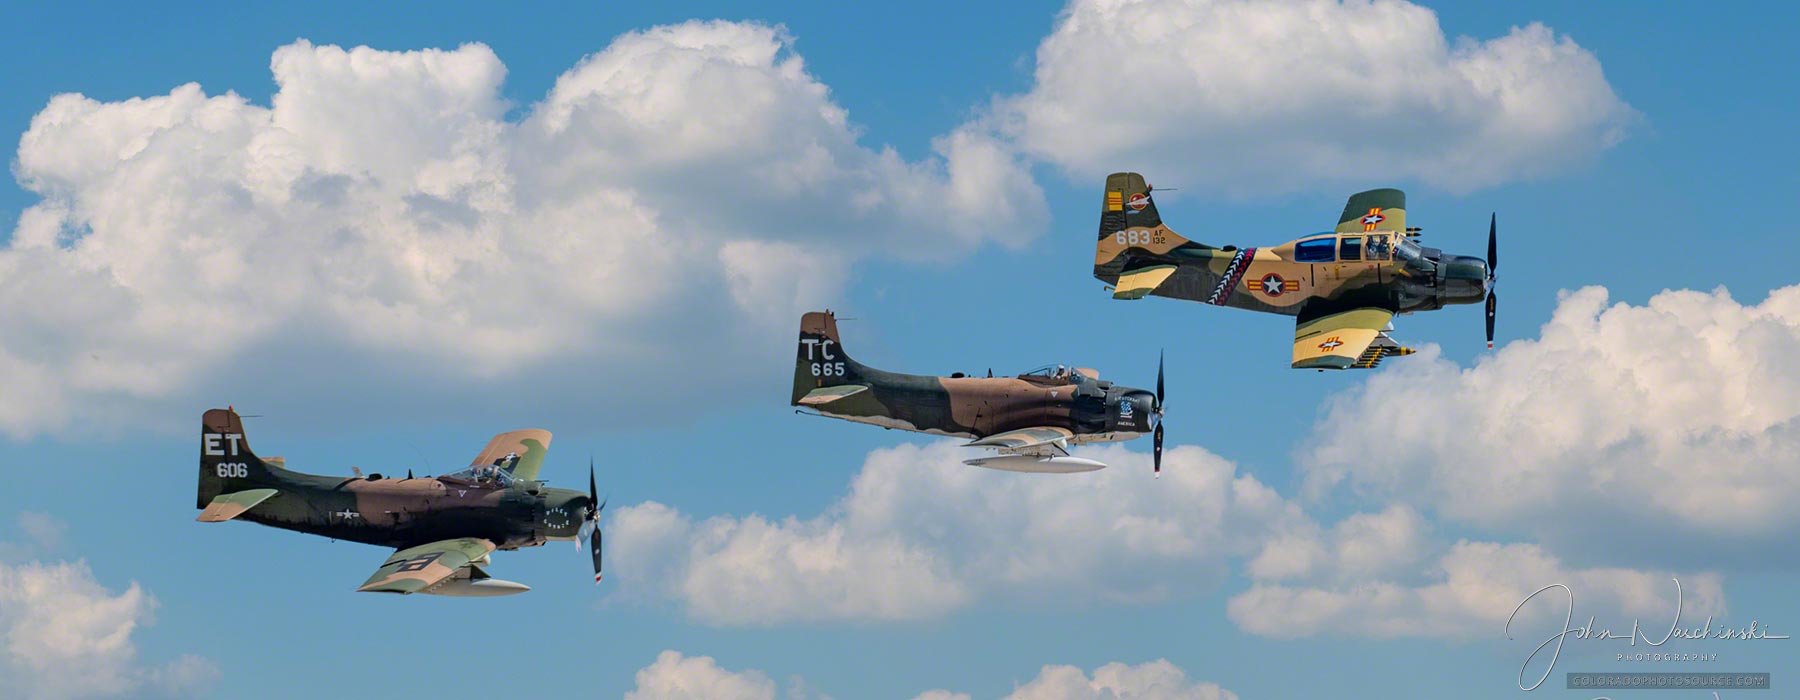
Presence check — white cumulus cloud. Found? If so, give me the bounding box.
[1005,660,1237,700]
[626,651,777,700]
[1302,284,1800,565]
[1230,536,1724,640]
[1246,504,1428,581]
[0,23,1045,438]
[0,555,219,700]
[995,0,1633,193]
[607,441,1305,624]
[628,653,1236,700]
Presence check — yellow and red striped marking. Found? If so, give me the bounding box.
[1361,207,1385,231]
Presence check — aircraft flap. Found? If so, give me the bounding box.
[196,488,279,523]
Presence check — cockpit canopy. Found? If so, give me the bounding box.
[442,462,517,488]
[1019,364,1088,383]
[1291,233,1406,263]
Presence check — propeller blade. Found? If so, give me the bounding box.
[1152,422,1164,478]
[1155,350,1165,409]
[590,528,604,583]
[1485,291,1498,349]
[589,458,598,503]
[1487,213,1497,273]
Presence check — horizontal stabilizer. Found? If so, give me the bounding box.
[1113,264,1178,300]
[196,489,279,523]
[798,384,869,406]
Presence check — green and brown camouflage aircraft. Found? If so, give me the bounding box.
[195,407,605,596]
[791,311,1172,475]
[1093,172,1498,370]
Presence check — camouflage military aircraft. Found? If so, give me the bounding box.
[1093,172,1498,370]
[195,407,605,596]
[791,311,1170,475]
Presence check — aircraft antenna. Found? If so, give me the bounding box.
[405,440,430,478]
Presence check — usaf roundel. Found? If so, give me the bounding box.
[1127,193,1150,212]
[1260,273,1287,297]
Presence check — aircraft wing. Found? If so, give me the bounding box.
[196,488,279,522]
[1293,307,1413,370]
[1334,188,1407,234]
[797,384,869,406]
[471,429,552,482]
[966,426,1075,457]
[357,537,497,594]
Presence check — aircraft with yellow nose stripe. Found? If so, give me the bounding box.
[1092,172,1498,370]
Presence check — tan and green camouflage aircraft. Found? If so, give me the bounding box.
[1093,172,1498,370]
[195,407,605,596]
[791,311,1172,475]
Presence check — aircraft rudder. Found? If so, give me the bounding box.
[198,407,271,508]
[1097,173,1193,283]
[1099,172,1165,237]
[793,311,861,404]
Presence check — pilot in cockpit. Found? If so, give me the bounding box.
[449,458,515,488]
[1021,364,1077,383]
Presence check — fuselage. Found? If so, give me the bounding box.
[229,465,590,551]
[1095,229,1490,317]
[802,362,1158,442]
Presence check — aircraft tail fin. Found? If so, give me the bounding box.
[197,407,281,509]
[1094,172,1201,287]
[792,311,867,405]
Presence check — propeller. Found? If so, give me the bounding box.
[1153,350,1165,478]
[577,458,607,583]
[1485,213,1498,349]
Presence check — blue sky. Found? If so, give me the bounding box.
[2,2,1797,699]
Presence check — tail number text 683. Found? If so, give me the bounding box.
[1114,229,1163,246]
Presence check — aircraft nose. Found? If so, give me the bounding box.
[1133,392,1159,431]
[545,492,591,535]
[1437,255,1488,303]
[1441,255,1487,282]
